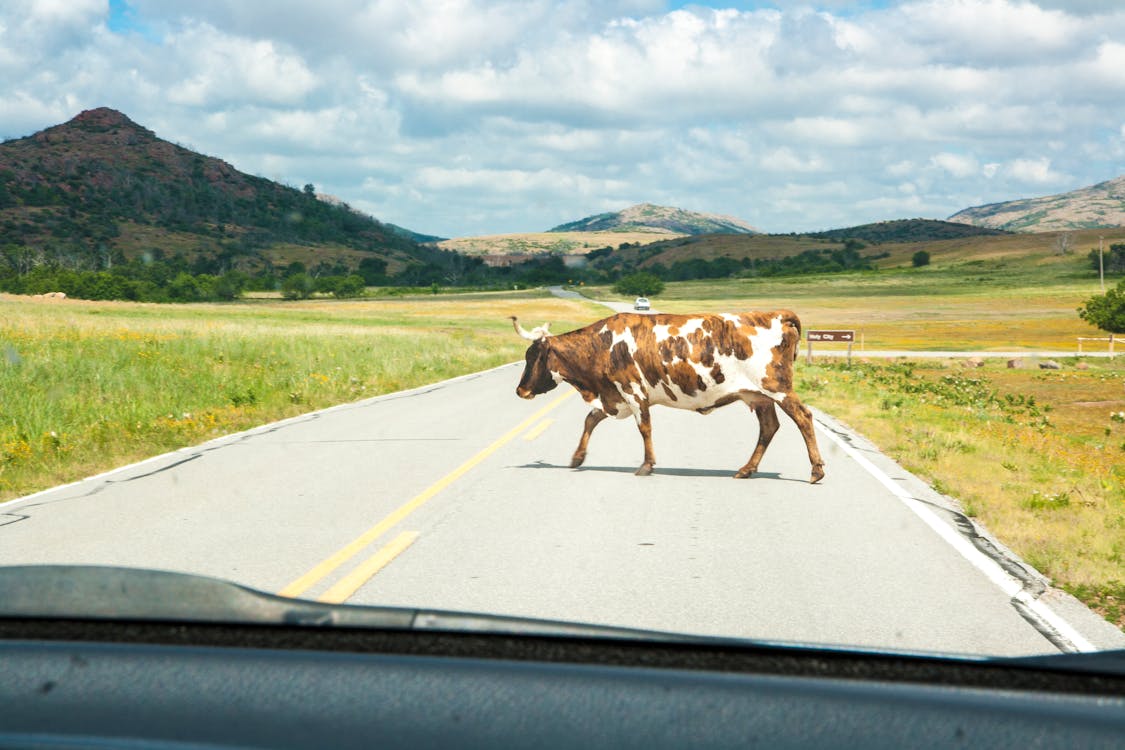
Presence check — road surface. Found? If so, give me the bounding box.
[2,359,1122,656]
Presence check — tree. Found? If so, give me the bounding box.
[613,271,665,297]
[332,274,366,298]
[358,257,389,285]
[281,272,315,299]
[1078,279,1125,334]
[1088,243,1125,275]
[912,250,931,267]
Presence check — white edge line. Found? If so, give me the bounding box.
[2,360,523,513]
[814,419,1097,653]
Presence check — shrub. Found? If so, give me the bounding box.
[613,272,665,297]
[912,250,931,267]
[281,272,315,300]
[1078,279,1125,334]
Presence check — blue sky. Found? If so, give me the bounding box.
[3,0,1125,237]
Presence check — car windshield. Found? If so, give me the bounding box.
[1,0,1124,662]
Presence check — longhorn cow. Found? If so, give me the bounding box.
[511,311,825,483]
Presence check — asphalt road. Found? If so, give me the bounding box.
[3,359,1122,656]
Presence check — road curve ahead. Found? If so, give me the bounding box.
[2,363,1121,656]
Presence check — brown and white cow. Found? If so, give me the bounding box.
[511,311,825,483]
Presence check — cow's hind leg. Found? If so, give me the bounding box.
[734,400,780,479]
[776,393,825,483]
[571,408,608,468]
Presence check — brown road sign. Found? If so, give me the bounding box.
[807,330,855,342]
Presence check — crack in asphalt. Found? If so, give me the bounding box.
[0,513,29,528]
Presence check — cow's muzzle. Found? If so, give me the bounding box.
[516,387,535,400]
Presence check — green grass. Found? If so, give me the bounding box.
[0,290,601,500]
[583,254,1113,351]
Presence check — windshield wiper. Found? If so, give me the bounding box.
[0,564,695,640]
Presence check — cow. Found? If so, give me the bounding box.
[511,311,825,483]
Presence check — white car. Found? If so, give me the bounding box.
[634,296,651,311]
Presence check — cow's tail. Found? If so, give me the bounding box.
[781,310,802,363]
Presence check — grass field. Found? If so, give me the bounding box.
[3,245,1123,630]
[587,250,1112,351]
[0,290,601,501]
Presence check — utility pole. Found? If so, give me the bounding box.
[1099,236,1105,292]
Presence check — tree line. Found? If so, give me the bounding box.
[0,239,891,302]
[7,236,1117,304]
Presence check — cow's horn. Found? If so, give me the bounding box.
[510,316,552,341]
[510,316,539,341]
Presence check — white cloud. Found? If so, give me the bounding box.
[1003,156,1067,185]
[930,152,980,178]
[760,146,825,173]
[164,24,317,107]
[2,0,1125,235]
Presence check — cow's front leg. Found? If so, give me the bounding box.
[571,408,608,468]
[633,402,655,476]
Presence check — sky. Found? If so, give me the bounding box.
[2,1,1124,237]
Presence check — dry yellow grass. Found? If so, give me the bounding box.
[799,360,1125,628]
[872,228,1125,268]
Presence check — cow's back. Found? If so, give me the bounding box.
[582,310,800,409]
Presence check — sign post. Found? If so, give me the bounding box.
[806,330,855,365]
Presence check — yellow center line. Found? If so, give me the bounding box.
[319,530,420,604]
[522,418,554,441]
[277,388,576,599]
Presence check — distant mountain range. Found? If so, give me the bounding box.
[549,203,759,235]
[949,176,1125,232]
[0,107,430,273]
[6,107,1120,285]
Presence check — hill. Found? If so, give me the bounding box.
[949,175,1125,232]
[806,218,1009,244]
[0,107,429,274]
[580,219,1006,273]
[548,202,759,235]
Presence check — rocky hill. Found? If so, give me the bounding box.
[549,202,759,235]
[0,107,428,273]
[949,176,1125,232]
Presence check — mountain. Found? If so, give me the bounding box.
[949,176,1125,232]
[548,202,759,235]
[0,107,428,273]
[805,218,1009,244]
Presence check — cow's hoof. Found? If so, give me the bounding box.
[733,468,753,479]
[570,453,586,469]
[635,463,654,477]
[810,465,825,484]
